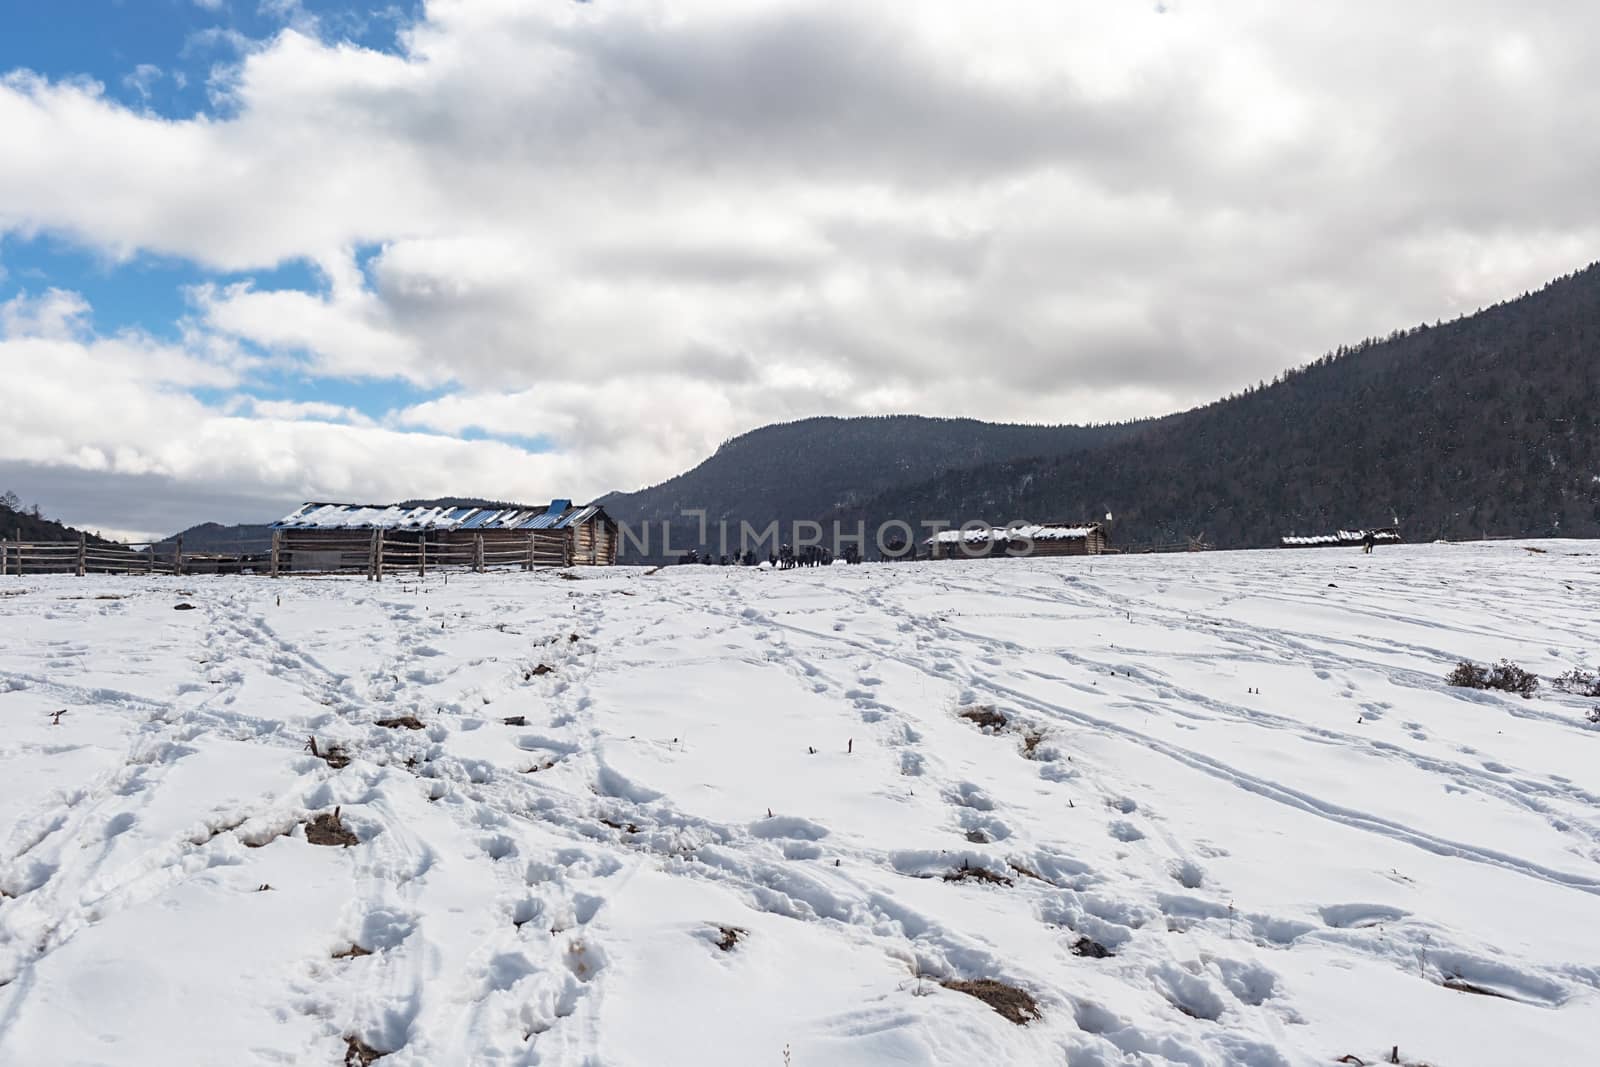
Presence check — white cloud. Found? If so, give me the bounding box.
[2,288,93,340]
[0,295,609,536]
[121,63,163,103]
[2,0,1599,532]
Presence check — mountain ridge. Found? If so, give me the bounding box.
[835,262,1600,547]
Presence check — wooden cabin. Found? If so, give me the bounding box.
[269,500,619,575]
[1280,527,1402,550]
[926,521,1108,559]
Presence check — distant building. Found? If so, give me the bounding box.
[1280,527,1402,549]
[269,500,618,575]
[926,521,1108,559]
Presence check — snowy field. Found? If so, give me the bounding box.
[1,542,1598,1067]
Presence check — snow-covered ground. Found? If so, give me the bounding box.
[2,542,1598,1066]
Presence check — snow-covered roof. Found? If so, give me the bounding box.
[927,523,1101,545]
[273,500,607,532]
[1281,528,1402,546]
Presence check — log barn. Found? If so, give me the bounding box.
[269,500,618,576]
[926,521,1108,559]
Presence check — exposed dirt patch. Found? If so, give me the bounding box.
[333,944,372,959]
[1020,730,1046,758]
[306,807,359,847]
[599,817,640,834]
[942,978,1041,1025]
[1007,862,1045,882]
[943,860,1013,887]
[964,829,989,844]
[525,664,554,679]
[958,705,1008,730]
[375,716,423,730]
[502,715,528,726]
[715,925,746,952]
[173,603,198,611]
[1072,937,1113,959]
[344,1035,385,1066]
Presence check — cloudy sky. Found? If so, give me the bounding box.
[2,0,1596,538]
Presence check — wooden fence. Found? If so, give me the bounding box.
[0,535,184,576]
[269,530,571,579]
[0,529,575,580]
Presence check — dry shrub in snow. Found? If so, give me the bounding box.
[1486,661,1540,698]
[1447,660,1539,698]
[1553,668,1600,697]
[1446,661,1489,689]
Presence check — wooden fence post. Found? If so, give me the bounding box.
[474,533,484,573]
[419,536,427,578]
[271,531,281,578]
[1,538,8,577]
[368,529,380,581]
[174,536,184,576]
[77,533,87,577]
[525,532,534,571]
[375,534,385,582]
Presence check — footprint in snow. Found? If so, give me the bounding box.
[1107,820,1145,843]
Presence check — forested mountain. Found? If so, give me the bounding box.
[157,522,275,555]
[0,493,109,544]
[837,264,1600,548]
[157,262,1600,559]
[599,415,1154,558]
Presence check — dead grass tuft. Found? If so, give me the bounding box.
[1007,862,1044,882]
[375,716,423,730]
[332,944,372,960]
[941,978,1040,1025]
[958,705,1008,730]
[305,737,351,770]
[344,1035,385,1066]
[715,925,746,951]
[306,807,359,848]
[943,860,1013,887]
